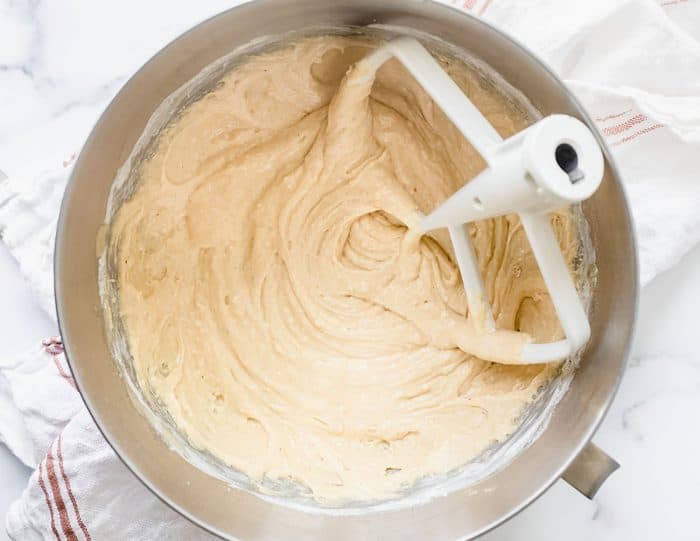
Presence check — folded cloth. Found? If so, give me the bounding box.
[3,0,700,538]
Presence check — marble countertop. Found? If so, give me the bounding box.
[1,1,697,539]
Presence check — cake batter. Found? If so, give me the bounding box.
[108,36,579,502]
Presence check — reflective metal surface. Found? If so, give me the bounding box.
[54,1,638,539]
[563,443,620,499]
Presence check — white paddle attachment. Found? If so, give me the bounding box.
[358,38,604,364]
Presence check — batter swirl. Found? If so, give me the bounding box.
[109,36,578,501]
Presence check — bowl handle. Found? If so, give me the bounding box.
[562,442,619,499]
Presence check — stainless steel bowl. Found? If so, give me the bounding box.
[55,1,637,539]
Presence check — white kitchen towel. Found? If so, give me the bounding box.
[3,0,700,538]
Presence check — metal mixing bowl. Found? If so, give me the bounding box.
[54,1,637,539]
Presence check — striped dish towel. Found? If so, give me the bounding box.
[3,0,700,538]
